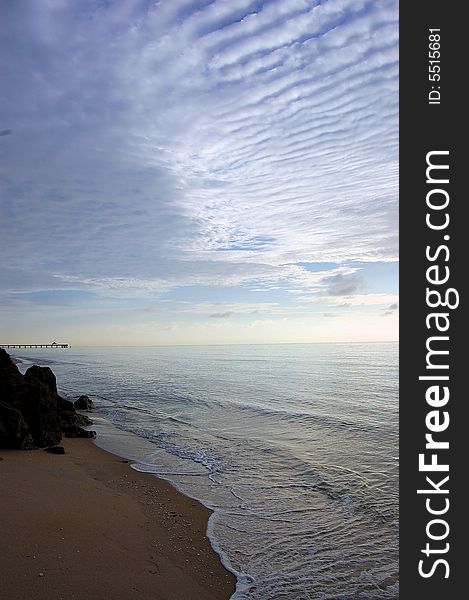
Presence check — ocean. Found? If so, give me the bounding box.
[12,342,399,600]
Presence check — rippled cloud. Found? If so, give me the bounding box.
[0,0,398,342]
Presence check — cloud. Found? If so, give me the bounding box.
[324,273,367,296]
[0,0,398,307]
[189,301,283,317]
[0,129,12,136]
[326,293,399,307]
[381,301,399,317]
[323,313,341,318]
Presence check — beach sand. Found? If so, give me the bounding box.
[0,438,236,600]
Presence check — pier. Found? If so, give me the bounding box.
[0,342,69,349]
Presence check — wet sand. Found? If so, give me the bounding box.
[0,438,236,600]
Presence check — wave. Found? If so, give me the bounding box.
[94,400,397,528]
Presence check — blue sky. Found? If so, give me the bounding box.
[0,0,398,345]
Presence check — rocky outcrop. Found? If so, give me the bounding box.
[0,350,61,447]
[0,400,34,450]
[0,349,96,449]
[74,395,93,411]
[45,445,65,454]
[58,396,93,437]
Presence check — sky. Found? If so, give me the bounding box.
[0,0,398,346]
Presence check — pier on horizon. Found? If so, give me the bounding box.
[0,342,70,349]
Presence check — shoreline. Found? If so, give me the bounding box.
[0,437,236,600]
[89,415,245,590]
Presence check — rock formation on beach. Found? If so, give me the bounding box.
[0,349,96,449]
[74,394,93,411]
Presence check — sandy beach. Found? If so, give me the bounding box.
[0,438,236,600]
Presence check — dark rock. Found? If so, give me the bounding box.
[0,348,22,386]
[19,383,61,447]
[45,445,65,454]
[59,395,93,435]
[0,350,61,447]
[57,396,79,429]
[77,413,93,426]
[81,428,96,439]
[25,365,58,396]
[64,426,96,439]
[0,400,34,450]
[0,349,96,449]
[57,395,75,414]
[74,395,93,411]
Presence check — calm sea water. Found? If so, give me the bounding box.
[12,343,398,600]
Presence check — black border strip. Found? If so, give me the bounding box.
[400,3,465,597]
